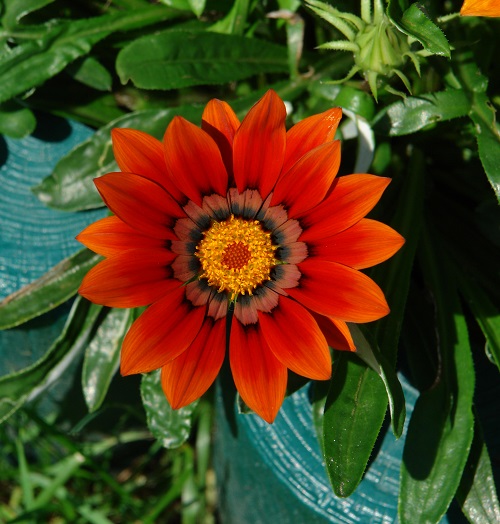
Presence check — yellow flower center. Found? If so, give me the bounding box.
[196,215,278,300]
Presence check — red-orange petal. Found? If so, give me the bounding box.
[161,317,226,409]
[111,128,183,201]
[76,215,168,257]
[283,107,342,174]
[258,296,332,380]
[232,90,286,199]
[310,218,405,269]
[271,141,341,217]
[288,259,390,322]
[202,99,240,177]
[299,175,391,241]
[460,0,500,16]
[230,319,287,423]
[312,313,356,352]
[121,287,206,375]
[163,117,228,206]
[78,248,177,308]
[94,173,184,239]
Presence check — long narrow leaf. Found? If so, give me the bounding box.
[82,308,133,412]
[399,227,475,524]
[0,249,101,330]
[323,354,387,497]
[0,297,102,424]
[456,417,500,523]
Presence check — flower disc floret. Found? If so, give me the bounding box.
[196,215,278,299]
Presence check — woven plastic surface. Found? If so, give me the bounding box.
[215,376,438,524]
[0,115,105,376]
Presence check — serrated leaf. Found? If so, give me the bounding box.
[399,228,475,524]
[0,100,36,138]
[33,106,203,211]
[141,370,198,449]
[0,5,183,104]
[372,89,470,136]
[0,297,102,424]
[387,1,450,58]
[82,308,132,412]
[0,248,101,330]
[469,94,500,203]
[454,51,500,202]
[456,418,500,523]
[323,353,387,497]
[116,30,288,91]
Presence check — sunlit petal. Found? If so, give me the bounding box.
[76,215,168,257]
[121,287,206,375]
[161,317,226,408]
[259,296,331,380]
[233,90,286,199]
[283,107,342,174]
[288,259,390,322]
[299,174,391,241]
[230,319,287,423]
[164,117,228,206]
[94,172,184,239]
[79,249,177,308]
[310,218,405,269]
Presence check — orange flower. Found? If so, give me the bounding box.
[460,0,500,16]
[77,91,404,423]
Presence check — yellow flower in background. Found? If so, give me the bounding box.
[460,0,500,16]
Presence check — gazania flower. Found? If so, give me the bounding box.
[460,0,500,16]
[77,90,404,423]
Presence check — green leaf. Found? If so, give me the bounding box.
[331,85,375,121]
[0,5,184,105]
[454,51,500,202]
[187,0,205,17]
[157,0,191,10]
[387,1,450,58]
[372,89,470,136]
[141,370,198,449]
[371,147,425,365]
[267,8,305,79]
[1,0,56,30]
[116,30,288,90]
[469,94,500,203]
[33,106,203,211]
[323,353,387,497]
[66,56,113,92]
[0,100,36,138]
[456,418,500,523]
[208,0,250,35]
[82,308,133,412]
[349,325,406,438]
[456,269,500,372]
[0,248,101,330]
[399,228,475,524]
[0,297,102,424]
